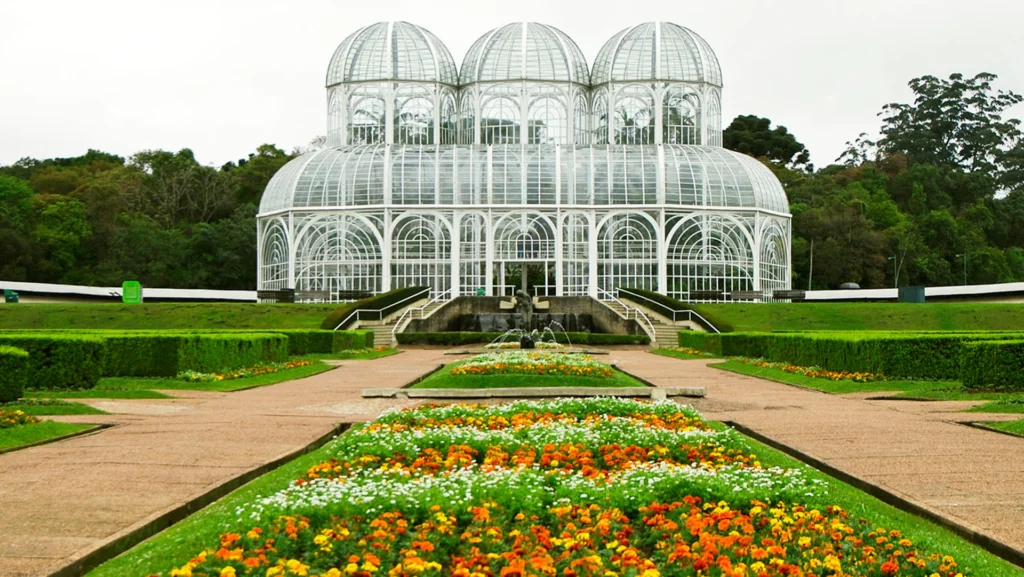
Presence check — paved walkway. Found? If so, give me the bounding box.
[4,347,1024,575]
[607,350,1024,558]
[0,350,447,577]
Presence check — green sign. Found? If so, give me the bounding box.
[122,281,143,304]
[3,290,18,304]
[476,287,486,296]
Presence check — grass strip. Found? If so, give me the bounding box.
[26,388,171,400]
[0,421,93,452]
[650,348,719,361]
[987,419,1024,436]
[98,361,335,393]
[410,362,643,389]
[297,348,400,361]
[2,399,107,415]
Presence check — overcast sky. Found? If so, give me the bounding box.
[2,0,1023,170]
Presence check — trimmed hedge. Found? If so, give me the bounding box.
[618,289,734,332]
[0,334,105,390]
[396,332,650,346]
[320,287,429,330]
[0,346,28,402]
[253,329,373,355]
[100,333,289,377]
[960,340,1024,391]
[678,330,1024,380]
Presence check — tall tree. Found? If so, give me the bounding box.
[724,115,812,170]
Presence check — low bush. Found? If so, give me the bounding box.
[960,340,1024,391]
[618,288,735,332]
[320,287,428,330]
[176,334,289,373]
[0,334,105,390]
[678,330,1024,380]
[396,332,649,346]
[258,329,369,355]
[0,346,29,403]
[332,330,374,350]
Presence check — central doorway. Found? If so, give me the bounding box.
[495,261,556,297]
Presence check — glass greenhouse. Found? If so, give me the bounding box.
[257,21,791,302]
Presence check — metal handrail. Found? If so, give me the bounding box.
[390,288,453,341]
[597,288,657,341]
[616,288,721,334]
[333,288,431,331]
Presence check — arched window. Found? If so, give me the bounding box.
[458,91,476,145]
[527,93,568,145]
[459,213,487,295]
[612,86,655,144]
[760,219,788,295]
[327,90,343,147]
[562,213,590,296]
[663,87,701,145]
[439,90,457,144]
[347,90,386,145]
[592,93,609,144]
[391,214,451,295]
[666,215,753,302]
[707,90,723,147]
[573,90,590,145]
[598,213,658,292]
[394,87,434,145]
[480,87,521,144]
[295,215,382,297]
[260,220,289,291]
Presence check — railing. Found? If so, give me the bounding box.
[497,285,518,297]
[333,288,431,331]
[616,288,721,334]
[390,288,453,341]
[597,288,657,342]
[532,285,557,297]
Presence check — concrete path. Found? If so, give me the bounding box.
[0,350,445,577]
[607,350,1024,558]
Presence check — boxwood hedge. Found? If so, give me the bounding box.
[0,334,105,390]
[960,340,1024,391]
[0,346,28,402]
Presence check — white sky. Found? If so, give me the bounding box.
[2,0,1022,169]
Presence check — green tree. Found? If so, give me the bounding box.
[222,144,294,206]
[0,176,37,280]
[724,115,812,170]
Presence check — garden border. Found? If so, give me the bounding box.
[961,421,1024,441]
[726,421,1024,569]
[0,423,109,456]
[49,422,353,577]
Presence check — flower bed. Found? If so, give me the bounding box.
[1,409,41,429]
[158,399,970,577]
[735,357,884,383]
[449,351,613,379]
[178,359,315,383]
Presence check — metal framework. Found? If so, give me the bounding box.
[258,20,791,302]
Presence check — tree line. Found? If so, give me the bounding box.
[2,72,1023,291]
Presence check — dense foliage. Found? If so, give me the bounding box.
[0,346,29,402]
[3,72,1023,290]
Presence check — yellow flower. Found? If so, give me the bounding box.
[220,568,236,577]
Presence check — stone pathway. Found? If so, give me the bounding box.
[607,350,1024,558]
[4,347,1024,575]
[0,350,446,577]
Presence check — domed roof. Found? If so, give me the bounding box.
[592,22,722,86]
[326,21,458,87]
[461,22,590,84]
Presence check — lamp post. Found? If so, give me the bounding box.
[956,253,968,286]
[888,256,897,289]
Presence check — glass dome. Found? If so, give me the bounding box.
[326,21,458,87]
[591,22,722,86]
[460,22,589,84]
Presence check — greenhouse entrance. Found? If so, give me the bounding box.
[494,261,556,297]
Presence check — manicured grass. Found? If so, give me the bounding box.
[967,400,1024,413]
[98,361,335,393]
[88,419,1024,577]
[298,348,400,361]
[740,428,1024,577]
[987,419,1024,436]
[709,359,950,395]
[689,302,1024,332]
[2,399,107,415]
[411,362,646,389]
[25,388,171,400]
[0,303,339,330]
[0,421,93,452]
[650,348,718,360]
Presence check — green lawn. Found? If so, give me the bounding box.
[298,348,400,361]
[0,302,339,330]
[0,421,94,452]
[97,361,335,393]
[411,362,646,389]
[651,348,719,360]
[87,420,1024,577]
[25,388,171,400]
[2,399,107,415]
[687,302,1024,332]
[987,419,1024,436]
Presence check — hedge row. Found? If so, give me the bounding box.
[960,340,1024,391]
[677,330,1024,381]
[618,288,735,332]
[0,346,29,403]
[320,286,429,330]
[396,332,650,346]
[0,329,374,390]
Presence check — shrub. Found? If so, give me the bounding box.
[0,346,28,402]
[617,288,734,332]
[333,330,374,350]
[396,332,649,346]
[960,340,1024,391]
[177,334,289,373]
[0,334,105,390]
[320,287,428,330]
